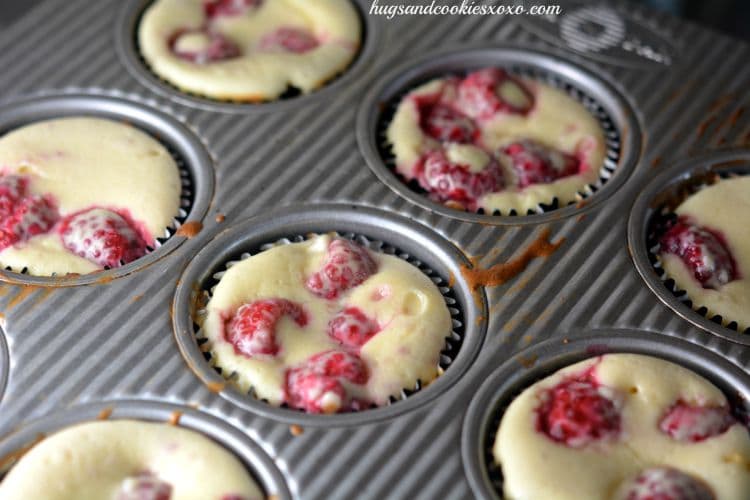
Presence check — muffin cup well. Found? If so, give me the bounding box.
[0,400,291,499]
[356,44,640,225]
[0,93,214,286]
[116,0,381,113]
[628,150,750,345]
[461,330,750,499]
[172,203,488,426]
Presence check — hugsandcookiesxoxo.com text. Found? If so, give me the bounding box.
[369,0,562,19]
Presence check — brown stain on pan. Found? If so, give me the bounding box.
[176,221,203,239]
[519,354,538,369]
[97,407,113,420]
[696,116,717,140]
[167,411,183,426]
[289,424,304,436]
[460,228,565,289]
[215,213,225,223]
[6,285,37,310]
[651,156,662,169]
[206,381,225,393]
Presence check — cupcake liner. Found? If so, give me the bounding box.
[0,400,291,499]
[116,0,380,112]
[461,331,750,499]
[193,231,465,409]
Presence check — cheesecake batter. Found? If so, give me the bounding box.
[139,0,361,101]
[201,234,452,413]
[494,354,750,499]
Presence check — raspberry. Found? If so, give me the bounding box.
[305,239,377,300]
[116,472,172,500]
[617,467,715,500]
[58,208,148,268]
[170,28,241,64]
[0,175,58,251]
[659,216,738,290]
[328,307,380,350]
[259,27,319,53]
[535,368,621,448]
[457,68,534,119]
[224,299,308,358]
[414,96,478,144]
[659,401,735,442]
[203,0,260,18]
[415,149,503,210]
[502,139,580,188]
[284,350,368,413]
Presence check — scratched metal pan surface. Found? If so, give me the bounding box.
[0,0,748,499]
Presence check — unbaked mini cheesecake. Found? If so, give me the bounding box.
[0,117,181,276]
[138,0,361,101]
[494,353,750,499]
[387,68,606,214]
[201,234,453,413]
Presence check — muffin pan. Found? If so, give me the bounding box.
[356,45,641,225]
[0,93,214,286]
[461,331,750,499]
[116,0,381,113]
[172,204,487,426]
[0,1,748,498]
[629,150,750,345]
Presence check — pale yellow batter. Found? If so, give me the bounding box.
[494,354,750,499]
[0,420,264,500]
[387,75,606,214]
[201,235,452,410]
[660,177,750,332]
[139,0,361,100]
[0,117,181,276]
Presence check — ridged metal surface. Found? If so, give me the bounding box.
[0,0,747,499]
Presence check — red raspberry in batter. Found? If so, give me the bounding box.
[659,216,738,290]
[535,367,621,448]
[203,0,260,18]
[224,298,308,358]
[170,28,241,64]
[116,472,172,500]
[328,307,380,350]
[58,208,149,268]
[415,96,478,144]
[618,467,715,500]
[260,27,319,53]
[659,401,735,442]
[457,68,534,119]
[284,350,368,413]
[502,140,580,188]
[0,175,59,251]
[415,149,503,210]
[306,239,377,300]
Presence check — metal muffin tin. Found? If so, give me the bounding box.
[356,44,641,225]
[0,399,292,499]
[0,0,748,498]
[461,330,750,499]
[172,204,487,426]
[628,149,750,345]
